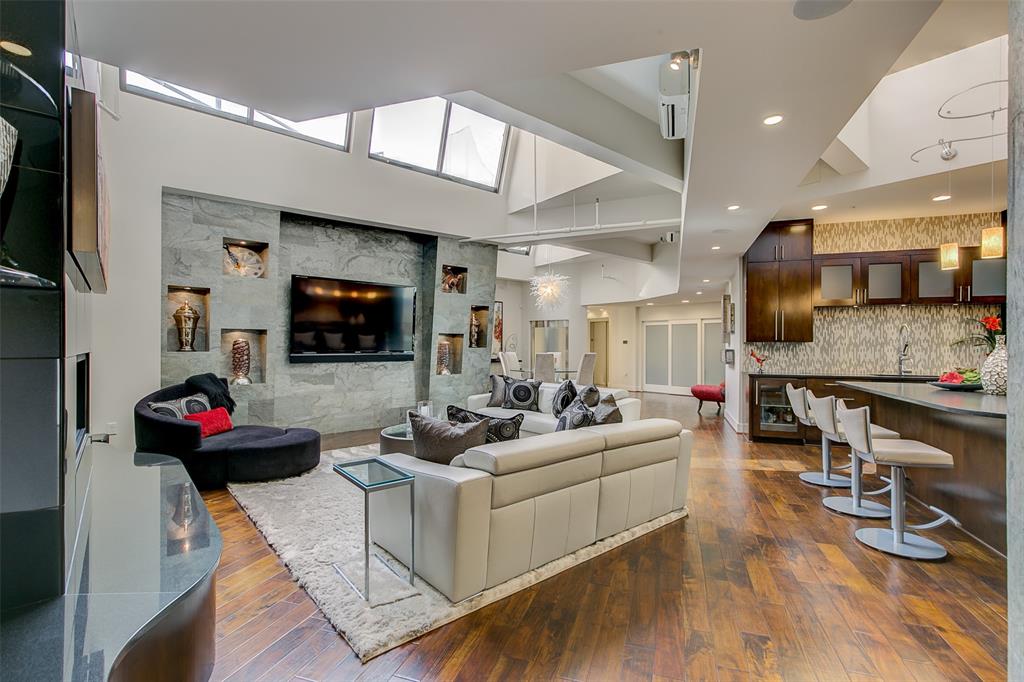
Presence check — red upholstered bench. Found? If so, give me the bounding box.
[691,382,726,415]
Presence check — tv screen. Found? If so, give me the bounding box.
[289,275,415,361]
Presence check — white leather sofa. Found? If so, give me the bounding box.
[370,418,692,602]
[466,384,641,436]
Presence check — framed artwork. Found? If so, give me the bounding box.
[491,301,503,358]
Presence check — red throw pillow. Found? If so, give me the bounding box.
[184,407,233,438]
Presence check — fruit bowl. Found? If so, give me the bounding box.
[928,381,983,392]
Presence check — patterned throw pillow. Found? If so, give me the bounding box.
[550,379,578,418]
[502,378,542,412]
[486,374,506,408]
[592,393,623,425]
[148,393,212,419]
[555,396,595,431]
[447,405,523,443]
[577,384,601,408]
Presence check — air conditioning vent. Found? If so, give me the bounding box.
[659,54,691,140]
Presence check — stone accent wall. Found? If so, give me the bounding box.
[814,212,1000,254]
[161,191,497,434]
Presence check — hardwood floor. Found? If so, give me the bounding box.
[202,393,1008,681]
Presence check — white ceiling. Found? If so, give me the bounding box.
[510,171,676,214]
[776,159,1008,222]
[889,0,1007,73]
[570,56,667,123]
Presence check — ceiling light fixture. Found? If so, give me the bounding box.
[980,105,1004,259]
[702,279,710,283]
[727,205,740,211]
[811,204,828,211]
[646,302,654,306]
[681,299,690,303]
[940,243,960,271]
[763,115,784,126]
[932,194,951,202]
[668,51,689,71]
[696,291,703,295]
[0,40,32,57]
[711,245,721,251]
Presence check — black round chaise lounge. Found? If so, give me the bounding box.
[134,380,320,490]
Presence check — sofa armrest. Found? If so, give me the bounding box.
[370,453,493,602]
[675,429,693,511]
[467,393,490,411]
[134,407,202,452]
[618,397,641,422]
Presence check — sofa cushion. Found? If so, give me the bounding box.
[587,418,683,450]
[600,436,681,476]
[197,424,285,453]
[447,405,523,443]
[473,406,555,435]
[409,411,489,465]
[502,378,542,412]
[555,396,595,432]
[592,393,622,425]
[550,380,577,418]
[462,429,605,475]
[148,393,211,419]
[490,452,602,509]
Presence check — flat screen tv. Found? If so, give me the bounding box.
[289,275,416,363]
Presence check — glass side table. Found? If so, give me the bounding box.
[332,457,414,602]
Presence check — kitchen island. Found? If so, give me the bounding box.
[839,381,1007,555]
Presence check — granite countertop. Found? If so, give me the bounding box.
[838,381,1008,419]
[0,447,222,681]
[749,372,937,381]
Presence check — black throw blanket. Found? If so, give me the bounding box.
[185,373,236,415]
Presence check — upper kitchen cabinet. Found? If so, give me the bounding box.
[910,252,958,304]
[961,246,1007,303]
[746,220,814,262]
[814,253,910,306]
[746,260,814,343]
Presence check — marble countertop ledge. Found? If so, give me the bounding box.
[838,381,1008,419]
[0,447,222,682]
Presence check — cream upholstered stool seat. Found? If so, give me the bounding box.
[807,392,899,519]
[786,384,850,488]
[837,405,959,560]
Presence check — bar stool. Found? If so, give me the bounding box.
[836,405,960,560]
[806,392,899,519]
[786,384,850,488]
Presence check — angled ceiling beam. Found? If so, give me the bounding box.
[561,237,654,263]
[451,74,684,193]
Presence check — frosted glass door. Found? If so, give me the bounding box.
[702,320,725,385]
[644,324,669,386]
[670,323,699,388]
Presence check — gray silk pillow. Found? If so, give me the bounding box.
[408,411,489,465]
[577,384,601,408]
[592,393,623,425]
[486,374,506,408]
[550,379,578,418]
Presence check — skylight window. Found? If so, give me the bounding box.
[369,97,509,191]
[121,69,349,150]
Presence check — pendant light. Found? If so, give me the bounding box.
[527,134,569,309]
[980,105,1005,258]
[938,171,959,270]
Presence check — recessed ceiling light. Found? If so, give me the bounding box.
[668,51,689,71]
[0,41,32,57]
[681,299,690,303]
[811,204,828,211]
[932,194,952,202]
[696,291,703,295]
[646,302,654,306]
[711,245,721,251]
[727,205,740,211]
[763,115,784,126]
[702,279,710,283]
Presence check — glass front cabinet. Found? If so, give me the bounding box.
[749,377,804,441]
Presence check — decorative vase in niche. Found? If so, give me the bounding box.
[172,301,201,352]
[436,341,451,375]
[981,335,1007,395]
[231,339,253,385]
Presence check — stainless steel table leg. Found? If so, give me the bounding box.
[409,479,415,585]
[364,490,370,601]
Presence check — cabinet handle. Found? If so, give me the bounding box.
[781,310,785,340]
[774,309,779,340]
[967,285,971,301]
[781,244,785,260]
[774,245,778,261]
[957,285,963,302]
[755,381,760,400]
[824,382,841,387]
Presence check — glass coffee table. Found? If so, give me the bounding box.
[332,457,414,602]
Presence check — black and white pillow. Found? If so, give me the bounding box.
[555,396,595,431]
[551,379,578,418]
[486,374,506,408]
[502,378,542,412]
[577,384,601,408]
[447,405,523,443]
[148,393,211,419]
[592,393,623,425]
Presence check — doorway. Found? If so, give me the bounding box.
[642,318,724,394]
[589,319,609,386]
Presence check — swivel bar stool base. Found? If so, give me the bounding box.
[798,434,851,488]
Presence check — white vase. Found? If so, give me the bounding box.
[981,335,1007,396]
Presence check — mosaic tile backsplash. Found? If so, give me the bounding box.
[814,212,999,254]
[745,305,999,376]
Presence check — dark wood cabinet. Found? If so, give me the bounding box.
[959,246,1007,304]
[746,262,780,342]
[814,257,860,306]
[779,260,813,342]
[910,252,959,304]
[746,219,813,263]
[749,376,805,441]
[814,253,910,306]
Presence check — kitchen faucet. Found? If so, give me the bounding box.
[896,324,912,376]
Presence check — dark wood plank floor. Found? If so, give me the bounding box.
[202,393,1008,681]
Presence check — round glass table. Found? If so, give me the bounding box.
[379,423,414,455]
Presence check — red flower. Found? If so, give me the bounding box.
[981,316,1002,332]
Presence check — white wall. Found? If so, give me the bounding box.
[723,257,747,433]
[93,82,510,444]
[505,131,620,213]
[494,278,529,357]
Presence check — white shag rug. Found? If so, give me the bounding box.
[228,444,688,662]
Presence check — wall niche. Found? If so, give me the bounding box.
[220,329,268,384]
[222,238,269,279]
[469,306,490,348]
[166,285,211,352]
[436,334,464,375]
[440,264,467,294]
